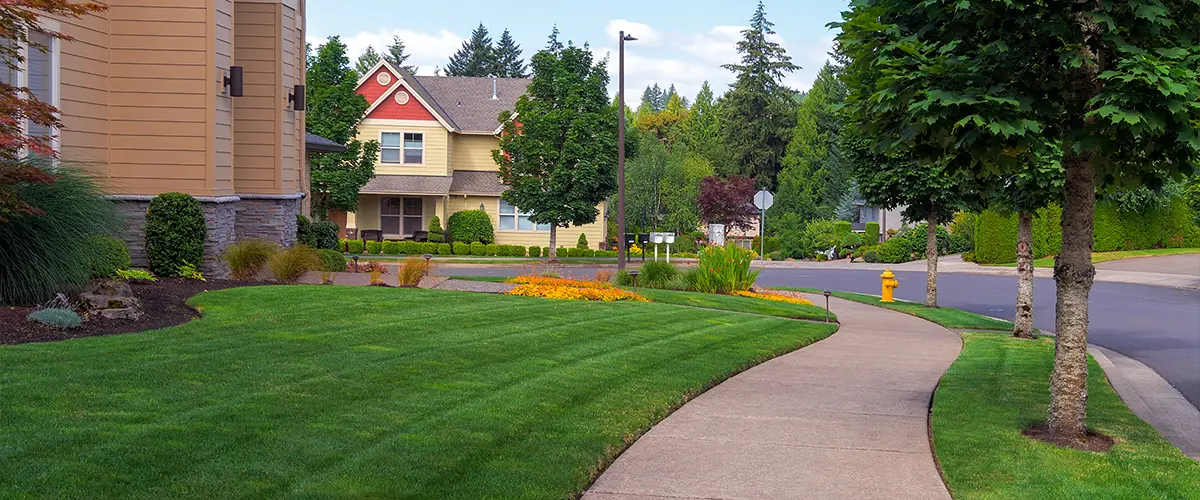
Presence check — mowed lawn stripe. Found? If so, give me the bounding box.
[0,286,835,499]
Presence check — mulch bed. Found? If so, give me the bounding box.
[1023,424,1115,452]
[1,278,255,345]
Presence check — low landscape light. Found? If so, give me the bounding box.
[823,290,832,323]
[628,269,640,290]
[352,254,359,272]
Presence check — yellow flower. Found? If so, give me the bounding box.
[507,284,648,302]
[732,290,814,306]
[506,276,614,289]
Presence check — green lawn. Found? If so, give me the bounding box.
[785,288,1015,330]
[633,288,833,322]
[933,332,1200,499]
[0,286,836,498]
[993,247,1200,268]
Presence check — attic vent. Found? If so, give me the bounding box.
[491,75,499,100]
[394,91,410,105]
[377,72,392,86]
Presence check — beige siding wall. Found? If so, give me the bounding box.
[451,134,500,172]
[54,9,110,171]
[447,195,607,249]
[279,0,303,194]
[212,0,234,195]
[233,1,280,193]
[358,119,450,177]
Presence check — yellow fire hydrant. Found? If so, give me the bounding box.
[881,269,899,302]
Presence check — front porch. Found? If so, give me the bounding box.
[346,194,447,241]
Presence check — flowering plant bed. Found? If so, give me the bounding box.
[505,276,614,289]
[507,283,646,302]
[733,290,814,306]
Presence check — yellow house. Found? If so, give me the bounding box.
[336,60,606,249]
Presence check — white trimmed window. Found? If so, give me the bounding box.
[2,31,59,148]
[381,197,424,236]
[499,199,549,231]
[380,132,424,165]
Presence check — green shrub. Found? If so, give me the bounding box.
[26,308,82,329]
[116,269,155,282]
[750,235,781,254]
[453,241,470,255]
[470,241,486,256]
[346,239,365,254]
[528,245,541,258]
[806,219,841,252]
[365,241,382,254]
[769,250,783,261]
[428,215,445,243]
[565,247,580,258]
[864,222,880,245]
[421,242,439,255]
[833,220,853,238]
[507,245,526,257]
[874,237,913,263]
[88,236,131,278]
[948,212,976,252]
[297,215,340,250]
[692,244,760,294]
[839,232,863,251]
[177,262,204,281]
[398,241,421,255]
[484,243,498,256]
[267,245,322,283]
[863,249,879,263]
[961,250,976,263]
[146,192,206,278]
[576,233,589,249]
[222,239,279,280]
[437,243,452,255]
[639,261,680,289]
[317,249,347,272]
[447,210,494,244]
[382,241,402,255]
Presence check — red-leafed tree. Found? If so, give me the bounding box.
[0,0,107,222]
[697,175,757,231]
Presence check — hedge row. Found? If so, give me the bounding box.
[973,199,1199,264]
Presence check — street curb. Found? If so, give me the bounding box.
[1087,344,1200,460]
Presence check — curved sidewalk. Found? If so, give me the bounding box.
[584,298,962,500]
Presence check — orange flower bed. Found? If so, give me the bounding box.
[505,276,614,289]
[733,290,814,306]
[507,284,647,302]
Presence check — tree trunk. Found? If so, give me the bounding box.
[1049,154,1096,443]
[925,210,938,308]
[547,225,558,262]
[1014,212,1036,339]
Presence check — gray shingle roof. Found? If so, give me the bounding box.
[413,75,529,133]
[449,171,507,195]
[305,132,345,153]
[359,175,453,195]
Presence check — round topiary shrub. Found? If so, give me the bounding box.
[437,243,452,255]
[452,241,470,255]
[528,245,541,258]
[145,192,207,277]
[346,239,365,254]
[470,241,486,256]
[88,236,131,278]
[448,210,494,244]
[316,249,347,272]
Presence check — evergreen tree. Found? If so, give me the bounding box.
[721,1,799,186]
[494,29,527,78]
[384,35,416,72]
[354,46,381,76]
[445,23,496,77]
[680,81,726,171]
[663,84,678,110]
[772,62,848,223]
[639,83,664,114]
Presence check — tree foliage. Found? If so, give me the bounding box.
[494,29,528,78]
[697,175,756,231]
[383,35,415,72]
[354,46,381,76]
[774,62,850,223]
[446,23,496,77]
[305,37,378,218]
[493,37,617,260]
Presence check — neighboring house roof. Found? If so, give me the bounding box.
[414,75,529,134]
[359,175,454,195]
[449,171,507,195]
[305,132,346,153]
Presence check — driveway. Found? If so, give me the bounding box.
[1096,253,1200,276]
[442,264,1200,411]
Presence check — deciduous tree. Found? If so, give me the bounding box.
[493,36,617,261]
[305,37,378,218]
[697,176,756,232]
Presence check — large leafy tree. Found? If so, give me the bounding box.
[680,82,727,171]
[305,37,379,219]
[445,23,495,77]
[773,62,849,223]
[493,29,527,78]
[721,1,799,186]
[493,37,618,261]
[837,0,1200,443]
[0,0,106,222]
[697,175,757,232]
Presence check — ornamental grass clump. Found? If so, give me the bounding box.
[267,245,322,283]
[692,244,760,294]
[222,239,279,280]
[398,257,431,287]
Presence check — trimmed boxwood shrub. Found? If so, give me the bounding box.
[346,239,364,254]
[382,241,402,255]
[146,192,206,277]
[398,241,420,255]
[470,241,487,256]
[316,249,346,272]
[864,222,880,245]
[528,245,542,258]
[437,243,452,255]
[452,241,470,255]
[485,243,499,256]
[447,210,494,244]
[365,241,382,254]
[88,236,131,278]
[428,215,445,243]
[833,220,853,238]
[576,233,589,249]
[420,242,438,254]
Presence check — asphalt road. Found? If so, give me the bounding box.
[446,265,1200,410]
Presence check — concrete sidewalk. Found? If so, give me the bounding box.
[584,298,961,500]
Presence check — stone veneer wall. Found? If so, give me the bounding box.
[113,195,301,278]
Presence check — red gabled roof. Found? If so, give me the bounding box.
[365,83,438,121]
[359,66,396,104]
[355,59,456,131]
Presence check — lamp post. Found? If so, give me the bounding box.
[617,30,637,272]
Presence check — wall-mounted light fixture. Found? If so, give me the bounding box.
[288,84,306,111]
[224,66,243,97]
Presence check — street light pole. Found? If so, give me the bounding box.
[617,30,636,271]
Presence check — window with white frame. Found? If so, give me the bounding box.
[2,31,59,147]
[380,132,424,165]
[381,197,424,236]
[499,199,549,231]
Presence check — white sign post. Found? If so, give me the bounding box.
[753,190,774,260]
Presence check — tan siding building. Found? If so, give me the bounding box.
[43,0,308,273]
[340,61,607,250]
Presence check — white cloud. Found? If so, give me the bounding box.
[307,29,464,75]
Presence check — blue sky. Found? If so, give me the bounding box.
[306,0,851,100]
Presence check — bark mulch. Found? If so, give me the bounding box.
[1,278,254,346]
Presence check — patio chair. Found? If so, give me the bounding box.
[360,229,383,242]
[412,231,428,242]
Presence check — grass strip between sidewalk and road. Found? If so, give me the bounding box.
[991,247,1200,268]
[933,331,1200,499]
[0,286,837,498]
[784,288,1015,331]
